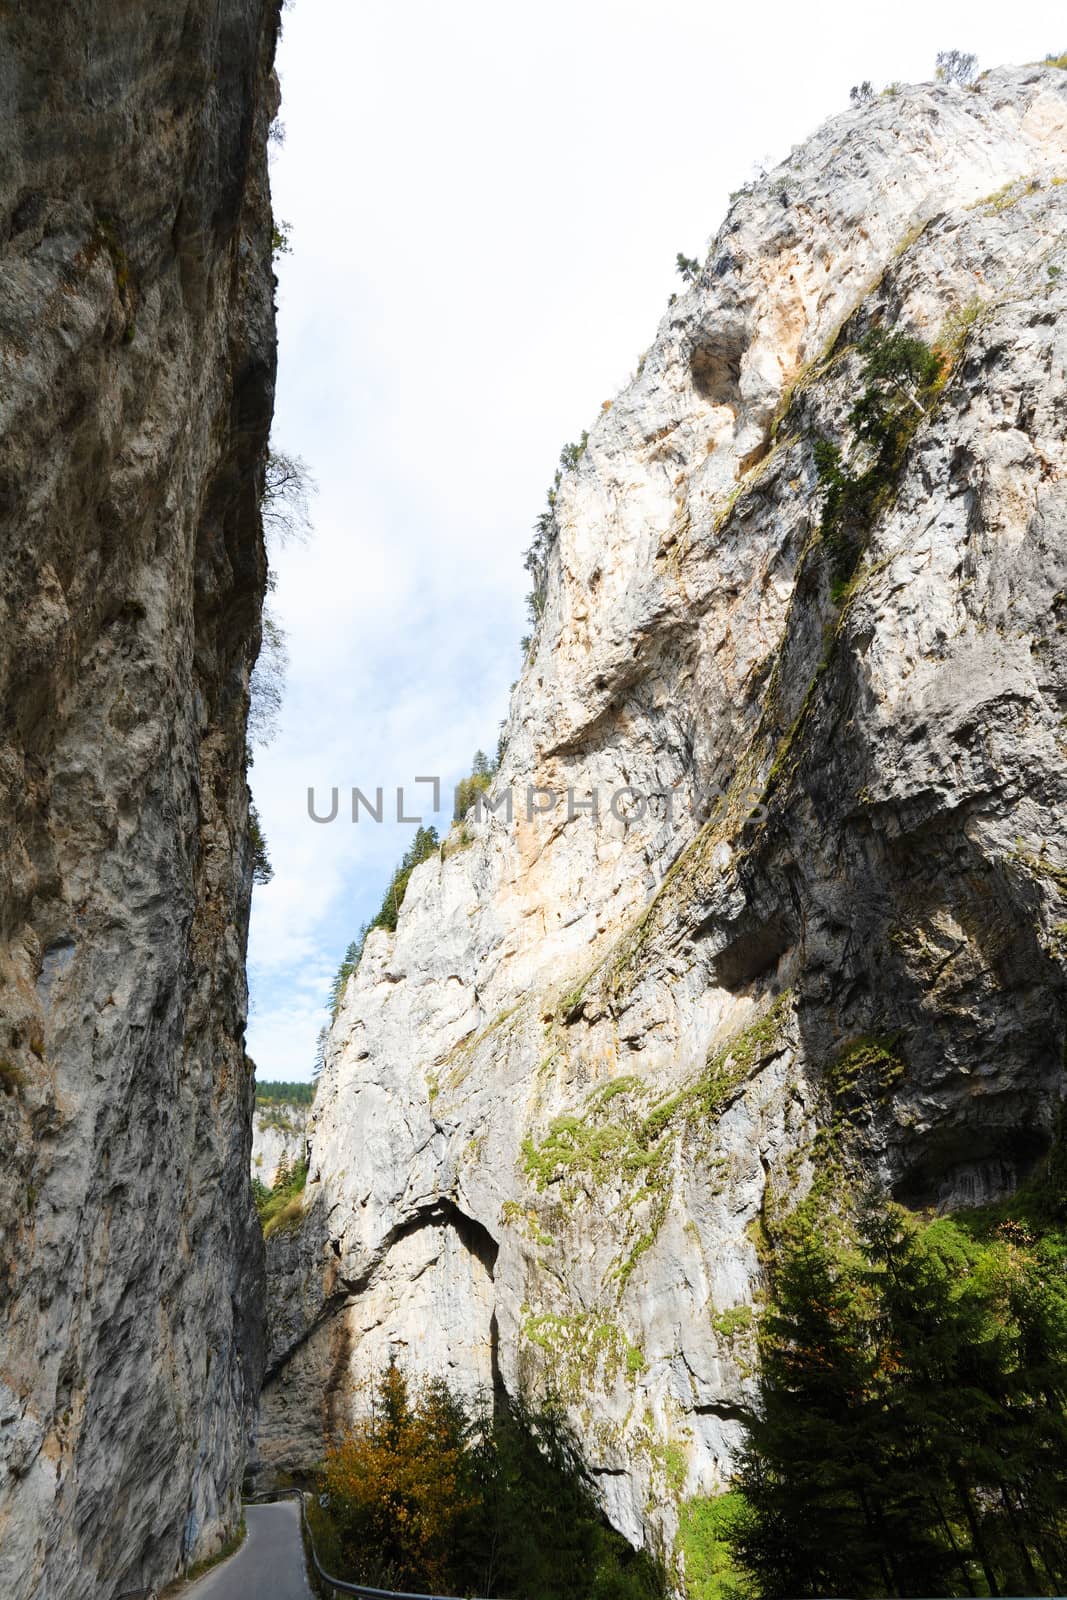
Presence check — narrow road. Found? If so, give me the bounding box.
[183,1500,313,1599]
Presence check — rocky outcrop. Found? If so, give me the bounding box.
[0,4,280,1596]
[265,65,1067,1553]
[253,1200,498,1483]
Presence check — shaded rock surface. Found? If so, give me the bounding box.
[255,1200,497,1481]
[0,3,280,1596]
[265,66,1067,1553]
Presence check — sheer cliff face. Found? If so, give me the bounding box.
[266,67,1067,1545]
[0,4,278,1596]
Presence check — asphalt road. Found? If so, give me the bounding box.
[183,1501,314,1600]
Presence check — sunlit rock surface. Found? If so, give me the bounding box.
[264,65,1067,1552]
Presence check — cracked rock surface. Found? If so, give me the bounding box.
[263,67,1067,1552]
[0,4,279,1595]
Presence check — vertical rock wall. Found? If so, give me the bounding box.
[264,66,1067,1554]
[0,4,280,1595]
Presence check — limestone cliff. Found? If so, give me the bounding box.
[262,65,1067,1556]
[0,3,279,1595]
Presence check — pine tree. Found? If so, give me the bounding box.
[732,1221,895,1598]
[329,938,361,1018]
[371,826,440,932]
[313,1024,328,1079]
[248,800,273,885]
[731,1193,1067,1598]
[456,753,494,818]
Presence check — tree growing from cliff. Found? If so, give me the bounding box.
[935,49,978,85]
[249,448,316,750]
[326,828,441,1023]
[313,1024,329,1078]
[248,799,273,885]
[851,328,942,426]
[248,609,289,747]
[558,431,589,473]
[524,491,558,631]
[370,825,440,934]
[814,326,944,592]
[455,749,497,819]
[524,426,602,637]
[330,937,364,1019]
[255,1151,308,1237]
[261,448,314,546]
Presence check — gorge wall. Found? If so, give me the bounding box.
[0,4,280,1596]
[262,64,1067,1557]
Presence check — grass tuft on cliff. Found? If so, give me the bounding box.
[254,1153,308,1239]
[814,326,946,598]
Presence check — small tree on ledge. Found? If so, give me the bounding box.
[935,48,978,85]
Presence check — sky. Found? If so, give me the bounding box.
[245,0,1066,1083]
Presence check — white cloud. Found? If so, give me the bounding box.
[247,0,1066,1082]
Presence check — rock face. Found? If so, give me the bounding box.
[264,66,1067,1554]
[253,1100,310,1187]
[0,4,279,1596]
